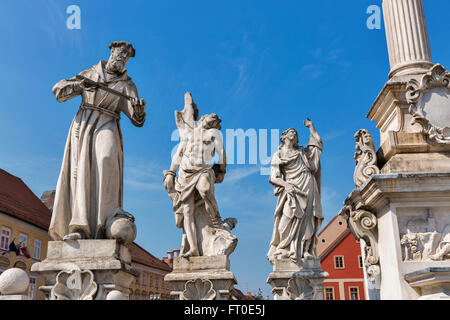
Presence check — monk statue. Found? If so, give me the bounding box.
[164,92,237,258]
[268,119,324,264]
[49,41,146,241]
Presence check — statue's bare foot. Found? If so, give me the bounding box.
[63,232,84,241]
[180,250,199,258]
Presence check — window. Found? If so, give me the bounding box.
[18,233,28,247]
[135,275,140,286]
[33,239,42,260]
[324,287,335,300]
[28,276,37,299]
[155,275,159,290]
[349,287,360,300]
[358,255,363,268]
[334,256,345,269]
[0,227,11,250]
[149,274,153,288]
[142,273,147,287]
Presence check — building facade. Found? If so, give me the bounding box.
[0,169,52,300]
[128,243,174,300]
[318,215,366,300]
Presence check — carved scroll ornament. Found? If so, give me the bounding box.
[353,129,380,188]
[406,64,450,145]
[342,206,380,283]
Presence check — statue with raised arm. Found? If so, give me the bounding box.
[49,41,146,242]
[268,119,324,264]
[164,92,237,258]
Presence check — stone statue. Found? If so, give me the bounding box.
[268,119,323,263]
[163,92,237,258]
[49,41,146,242]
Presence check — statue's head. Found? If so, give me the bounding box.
[280,128,299,148]
[106,41,135,74]
[200,113,222,130]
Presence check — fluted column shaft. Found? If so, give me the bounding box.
[382,0,433,78]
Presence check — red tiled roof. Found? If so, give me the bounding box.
[0,169,52,230]
[230,288,249,300]
[0,169,171,271]
[127,242,172,272]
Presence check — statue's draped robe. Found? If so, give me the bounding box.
[49,60,145,240]
[268,134,323,263]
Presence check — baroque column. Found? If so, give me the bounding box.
[382,0,434,78]
[342,0,450,300]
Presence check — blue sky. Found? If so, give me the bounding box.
[1,0,449,297]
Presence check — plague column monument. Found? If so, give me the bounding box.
[31,41,146,300]
[266,119,328,300]
[163,92,238,300]
[340,0,450,300]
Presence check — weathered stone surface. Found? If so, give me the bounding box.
[0,295,31,300]
[163,92,237,259]
[404,267,450,300]
[267,120,323,264]
[0,268,29,296]
[267,258,328,300]
[31,240,137,300]
[340,173,450,300]
[49,41,145,242]
[354,129,380,187]
[382,0,434,79]
[165,256,236,300]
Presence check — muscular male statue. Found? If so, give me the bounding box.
[164,93,237,258]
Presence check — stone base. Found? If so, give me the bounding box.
[404,267,450,300]
[267,258,328,300]
[164,255,236,300]
[30,240,138,300]
[0,295,30,300]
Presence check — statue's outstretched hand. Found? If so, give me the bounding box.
[303,118,313,128]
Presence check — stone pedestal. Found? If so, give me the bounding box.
[30,240,138,300]
[341,173,450,300]
[0,295,31,300]
[164,255,236,300]
[404,267,450,300]
[267,259,328,300]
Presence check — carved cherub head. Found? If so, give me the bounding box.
[106,41,135,74]
[354,129,375,151]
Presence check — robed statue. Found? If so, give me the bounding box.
[49,41,146,241]
[268,119,324,263]
[164,92,237,258]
